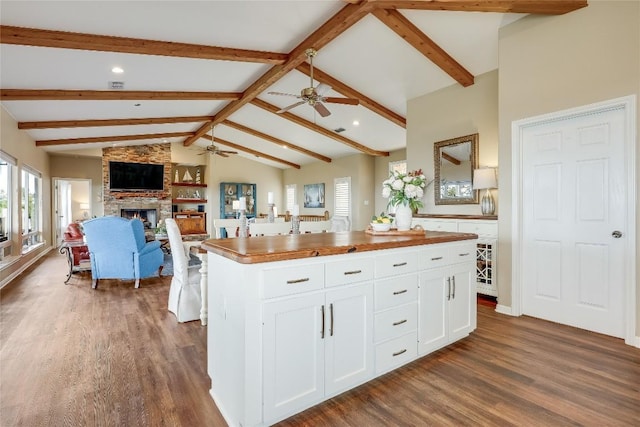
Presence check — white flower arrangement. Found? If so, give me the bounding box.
[382,169,427,211]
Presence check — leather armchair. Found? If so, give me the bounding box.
[82,216,164,289]
[63,223,90,266]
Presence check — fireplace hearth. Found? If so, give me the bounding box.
[121,208,158,230]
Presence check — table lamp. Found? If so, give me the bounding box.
[473,168,497,215]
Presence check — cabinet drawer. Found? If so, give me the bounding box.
[458,221,497,237]
[262,264,324,299]
[374,274,418,311]
[325,257,374,287]
[375,251,418,278]
[449,242,476,265]
[421,220,458,232]
[374,302,417,343]
[375,332,417,375]
[420,246,451,269]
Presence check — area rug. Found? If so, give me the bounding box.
[161,253,201,276]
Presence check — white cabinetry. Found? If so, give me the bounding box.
[413,217,498,296]
[207,239,477,427]
[262,258,374,423]
[418,242,476,355]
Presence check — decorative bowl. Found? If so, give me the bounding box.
[370,222,392,232]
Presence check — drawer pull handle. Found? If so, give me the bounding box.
[344,270,362,275]
[392,319,407,326]
[431,256,443,261]
[458,253,470,257]
[392,349,407,357]
[393,289,408,295]
[286,277,309,284]
[392,262,407,267]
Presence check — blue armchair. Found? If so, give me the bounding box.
[83,216,164,289]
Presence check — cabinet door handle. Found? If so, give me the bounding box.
[393,289,408,295]
[452,276,456,299]
[330,303,334,337]
[392,319,407,326]
[343,270,362,275]
[286,277,309,284]
[392,262,407,267]
[431,256,443,261]
[458,253,470,257]
[447,277,451,301]
[320,305,325,339]
[392,349,407,357]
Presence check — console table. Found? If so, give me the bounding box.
[201,230,478,426]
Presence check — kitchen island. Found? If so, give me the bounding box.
[202,230,478,427]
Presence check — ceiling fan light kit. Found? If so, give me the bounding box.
[201,124,238,157]
[268,48,359,118]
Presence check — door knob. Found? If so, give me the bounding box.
[612,230,622,238]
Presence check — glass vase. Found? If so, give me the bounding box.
[394,204,413,231]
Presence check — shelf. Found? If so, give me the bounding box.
[172,182,207,187]
[172,198,207,204]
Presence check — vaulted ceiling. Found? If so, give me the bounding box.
[0,1,587,169]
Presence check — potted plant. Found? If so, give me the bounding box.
[381,169,427,231]
[154,219,168,239]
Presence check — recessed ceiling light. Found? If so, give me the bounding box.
[112,66,124,74]
[352,120,360,126]
[134,103,141,107]
[282,145,288,149]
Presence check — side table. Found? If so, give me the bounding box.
[59,240,91,284]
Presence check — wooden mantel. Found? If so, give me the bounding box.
[201,230,477,264]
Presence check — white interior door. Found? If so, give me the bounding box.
[54,180,72,246]
[520,104,629,338]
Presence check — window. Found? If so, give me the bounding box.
[21,166,43,253]
[0,150,15,260]
[285,184,296,214]
[334,177,351,221]
[387,160,407,214]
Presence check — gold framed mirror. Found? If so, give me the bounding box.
[434,133,479,205]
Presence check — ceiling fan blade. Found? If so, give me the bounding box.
[313,102,331,117]
[219,150,238,155]
[216,152,229,158]
[315,83,332,96]
[277,100,306,114]
[268,91,300,98]
[323,97,359,106]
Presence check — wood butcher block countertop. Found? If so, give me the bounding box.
[201,230,478,264]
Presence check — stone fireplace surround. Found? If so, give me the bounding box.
[102,144,173,227]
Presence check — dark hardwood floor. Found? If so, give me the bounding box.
[1,251,638,426]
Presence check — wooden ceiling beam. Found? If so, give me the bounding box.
[0,25,288,64]
[441,151,461,165]
[251,99,389,157]
[372,8,474,87]
[223,120,332,163]
[183,1,375,146]
[19,116,212,129]
[295,62,406,128]
[1,89,241,101]
[368,1,588,14]
[35,131,193,147]
[203,134,301,169]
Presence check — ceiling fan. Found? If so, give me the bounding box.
[268,48,359,117]
[199,124,238,157]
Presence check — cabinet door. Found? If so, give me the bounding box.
[324,283,374,397]
[263,293,325,423]
[418,267,449,355]
[449,262,476,341]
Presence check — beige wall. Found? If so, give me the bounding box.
[498,2,639,332]
[50,155,104,217]
[407,70,499,215]
[284,154,375,230]
[0,107,52,284]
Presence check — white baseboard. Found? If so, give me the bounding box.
[627,335,640,348]
[495,304,514,316]
[0,246,53,289]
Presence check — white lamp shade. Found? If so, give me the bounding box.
[473,168,497,190]
[79,203,90,210]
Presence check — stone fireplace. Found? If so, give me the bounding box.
[102,144,172,225]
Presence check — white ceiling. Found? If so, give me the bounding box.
[0,1,532,168]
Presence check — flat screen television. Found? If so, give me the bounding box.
[109,161,164,191]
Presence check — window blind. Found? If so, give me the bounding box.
[334,177,351,218]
